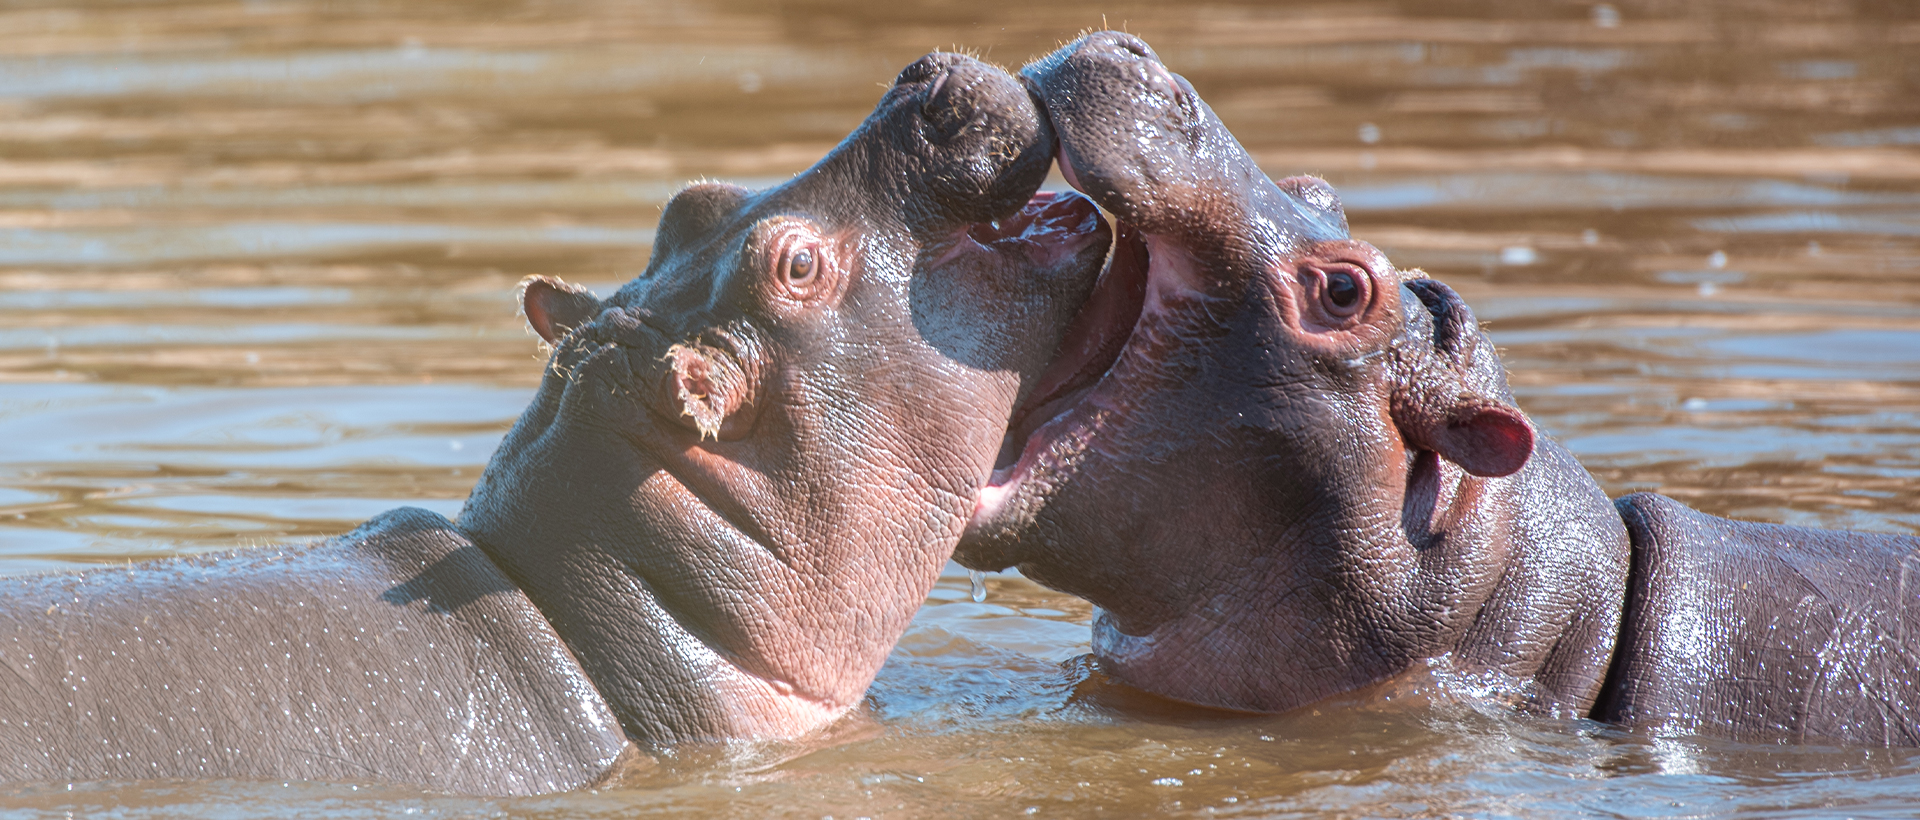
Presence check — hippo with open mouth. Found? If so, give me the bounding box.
[0,52,1110,792]
[959,32,1920,745]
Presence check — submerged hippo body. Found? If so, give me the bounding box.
[0,52,1110,792]
[959,31,1920,745]
[0,509,627,792]
[1598,493,1920,744]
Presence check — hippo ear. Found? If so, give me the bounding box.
[1394,384,1534,478]
[1391,276,1533,476]
[520,275,601,345]
[656,182,748,259]
[1423,400,1535,478]
[665,343,752,440]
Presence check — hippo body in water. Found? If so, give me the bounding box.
[0,509,629,792]
[1600,494,1920,744]
[957,32,1920,746]
[0,52,1111,792]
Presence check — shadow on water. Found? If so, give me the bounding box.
[2,0,1919,816]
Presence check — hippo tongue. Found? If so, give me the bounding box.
[996,220,1149,469]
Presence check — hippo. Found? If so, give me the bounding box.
[957,31,1920,746]
[0,52,1111,793]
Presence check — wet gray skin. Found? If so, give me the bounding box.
[0,52,1112,791]
[957,32,1632,717]
[962,32,1920,746]
[458,51,1109,747]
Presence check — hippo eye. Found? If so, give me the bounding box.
[1306,264,1369,323]
[786,247,817,287]
[1326,271,1359,308]
[758,219,832,302]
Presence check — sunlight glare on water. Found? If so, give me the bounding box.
[1,0,1918,816]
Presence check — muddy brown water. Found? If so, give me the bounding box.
[2,1,1918,816]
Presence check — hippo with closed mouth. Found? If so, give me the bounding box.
[0,52,1111,792]
[959,31,1920,745]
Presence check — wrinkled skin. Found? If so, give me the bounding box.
[0,52,1111,791]
[1596,493,1920,745]
[460,52,1107,746]
[957,32,1631,717]
[964,32,1920,746]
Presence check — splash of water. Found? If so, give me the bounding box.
[968,570,987,603]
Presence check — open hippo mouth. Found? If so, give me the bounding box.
[948,188,1109,271]
[978,158,1162,519]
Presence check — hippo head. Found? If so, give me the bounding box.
[459,52,1110,744]
[957,33,1549,713]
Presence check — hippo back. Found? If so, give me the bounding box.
[1596,492,1920,745]
[0,508,628,793]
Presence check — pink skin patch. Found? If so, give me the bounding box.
[1141,60,1180,104]
[1056,147,1086,192]
[929,190,1103,271]
[666,343,744,440]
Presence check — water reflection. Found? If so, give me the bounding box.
[2,0,1918,816]
[0,222,657,265]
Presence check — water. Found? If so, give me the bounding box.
[2,0,1918,816]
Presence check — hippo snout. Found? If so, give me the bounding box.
[1065,31,1182,94]
[870,51,1056,228]
[1019,32,1220,236]
[895,54,971,136]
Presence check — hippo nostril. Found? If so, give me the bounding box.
[894,54,945,87]
[1095,32,1154,60]
[1144,61,1178,94]
[920,70,979,141]
[926,71,949,106]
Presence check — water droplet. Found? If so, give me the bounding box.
[1581,228,1600,246]
[1357,122,1381,145]
[1592,4,1620,28]
[1499,245,1537,265]
[1708,250,1727,268]
[968,570,987,603]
